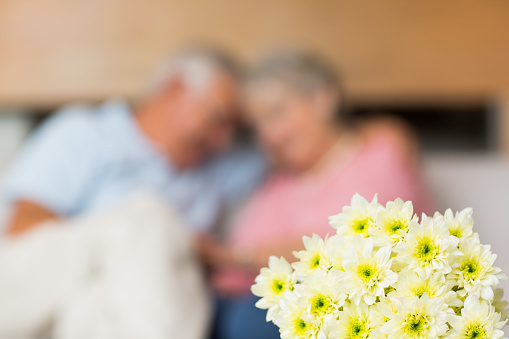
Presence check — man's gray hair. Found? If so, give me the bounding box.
[245,48,340,95]
[149,46,241,95]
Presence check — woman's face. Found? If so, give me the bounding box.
[244,81,336,171]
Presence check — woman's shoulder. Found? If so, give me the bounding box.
[355,116,419,167]
[254,171,295,196]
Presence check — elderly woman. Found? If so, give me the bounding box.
[200,50,432,339]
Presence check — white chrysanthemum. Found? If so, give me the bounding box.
[317,315,341,339]
[323,234,350,271]
[372,198,418,246]
[451,236,507,301]
[327,301,385,339]
[252,195,508,339]
[390,269,462,307]
[394,215,461,275]
[329,194,380,238]
[336,236,397,305]
[252,256,296,321]
[447,296,507,339]
[276,290,318,339]
[382,294,449,339]
[294,270,347,324]
[492,289,509,322]
[293,234,329,277]
[375,296,397,321]
[440,207,474,240]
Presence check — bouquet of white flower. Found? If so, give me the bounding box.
[251,194,508,339]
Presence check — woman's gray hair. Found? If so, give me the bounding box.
[245,49,341,95]
[148,46,242,95]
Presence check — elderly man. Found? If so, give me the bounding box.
[0,47,265,339]
[3,47,264,235]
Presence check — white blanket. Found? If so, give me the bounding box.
[0,192,211,339]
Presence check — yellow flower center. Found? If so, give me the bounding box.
[307,252,321,270]
[292,317,309,336]
[310,294,332,316]
[463,321,488,339]
[347,317,369,339]
[403,313,429,337]
[386,218,408,235]
[450,226,463,238]
[460,257,483,281]
[414,237,438,263]
[271,278,286,295]
[357,263,379,285]
[411,283,434,298]
[351,217,371,237]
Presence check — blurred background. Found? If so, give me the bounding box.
[1,0,509,282]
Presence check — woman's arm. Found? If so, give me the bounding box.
[195,233,304,272]
[357,115,420,168]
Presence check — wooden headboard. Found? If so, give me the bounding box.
[0,0,509,108]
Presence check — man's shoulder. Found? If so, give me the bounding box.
[43,104,102,132]
[34,102,121,147]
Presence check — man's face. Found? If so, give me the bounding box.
[164,73,238,169]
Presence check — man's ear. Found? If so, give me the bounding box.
[313,86,340,123]
[153,77,187,122]
[159,76,186,101]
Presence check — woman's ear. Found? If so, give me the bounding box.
[313,86,340,123]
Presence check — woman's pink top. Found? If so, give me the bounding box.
[213,132,432,295]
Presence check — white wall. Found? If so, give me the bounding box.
[424,154,509,296]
